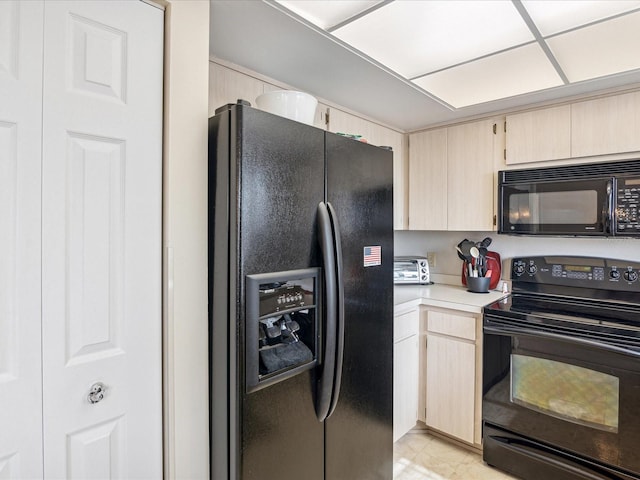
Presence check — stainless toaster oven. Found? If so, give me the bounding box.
[394,257,431,285]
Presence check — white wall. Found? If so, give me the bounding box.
[396,230,640,282]
[163,2,210,479]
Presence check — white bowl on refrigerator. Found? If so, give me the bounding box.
[255,90,318,125]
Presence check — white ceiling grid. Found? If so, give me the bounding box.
[277,0,640,108]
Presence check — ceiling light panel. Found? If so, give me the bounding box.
[522,0,640,36]
[413,43,564,108]
[275,0,384,30]
[546,10,640,83]
[331,0,534,79]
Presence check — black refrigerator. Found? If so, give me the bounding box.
[209,101,394,480]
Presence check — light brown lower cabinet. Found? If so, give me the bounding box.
[424,308,482,447]
[393,306,420,442]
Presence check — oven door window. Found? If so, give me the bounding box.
[510,354,619,432]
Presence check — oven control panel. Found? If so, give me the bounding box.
[512,256,640,292]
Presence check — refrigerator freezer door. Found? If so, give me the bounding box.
[324,134,394,480]
[237,107,326,480]
[210,104,325,480]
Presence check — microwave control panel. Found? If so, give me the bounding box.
[512,256,640,292]
[616,177,640,234]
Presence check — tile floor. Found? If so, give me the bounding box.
[394,429,518,480]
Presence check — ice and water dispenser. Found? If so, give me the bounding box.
[245,268,320,392]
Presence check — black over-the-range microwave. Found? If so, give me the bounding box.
[498,159,640,237]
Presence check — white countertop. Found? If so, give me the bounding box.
[394,283,507,314]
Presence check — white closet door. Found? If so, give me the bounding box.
[0,2,44,478]
[41,2,164,478]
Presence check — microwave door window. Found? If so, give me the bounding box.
[507,188,600,233]
[537,191,598,224]
[509,193,533,225]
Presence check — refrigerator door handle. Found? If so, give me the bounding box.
[316,202,337,422]
[326,202,344,419]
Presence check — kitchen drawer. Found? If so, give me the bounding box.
[394,308,419,343]
[427,310,476,341]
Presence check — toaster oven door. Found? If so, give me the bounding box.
[394,261,420,284]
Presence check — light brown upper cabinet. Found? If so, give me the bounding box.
[210,62,330,129]
[209,62,266,116]
[408,128,448,230]
[503,90,640,164]
[409,119,498,231]
[447,119,497,231]
[505,105,571,165]
[571,91,640,158]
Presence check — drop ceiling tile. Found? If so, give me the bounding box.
[275,0,383,30]
[332,0,534,79]
[546,10,640,83]
[522,0,640,36]
[413,43,564,108]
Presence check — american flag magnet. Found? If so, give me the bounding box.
[363,246,381,267]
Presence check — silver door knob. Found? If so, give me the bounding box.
[87,382,107,404]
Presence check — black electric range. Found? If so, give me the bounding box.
[482,255,640,480]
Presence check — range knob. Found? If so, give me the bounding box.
[513,262,525,276]
[624,270,638,282]
[610,270,620,280]
[527,264,538,275]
